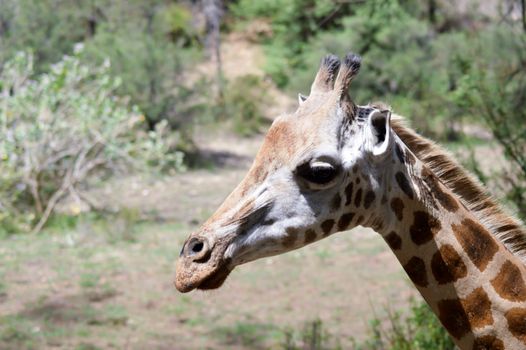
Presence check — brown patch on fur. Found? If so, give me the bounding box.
[363,191,376,209]
[505,308,526,344]
[472,335,504,350]
[437,298,470,339]
[421,167,459,212]
[391,116,526,262]
[462,287,494,329]
[410,211,441,245]
[452,218,499,272]
[338,213,355,231]
[403,256,428,287]
[390,197,404,221]
[395,172,414,200]
[344,182,354,206]
[321,219,335,236]
[385,231,402,250]
[431,244,468,284]
[331,193,342,212]
[354,188,363,207]
[304,229,317,244]
[282,228,299,248]
[491,260,526,302]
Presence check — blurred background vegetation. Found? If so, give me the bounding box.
[0,0,525,349]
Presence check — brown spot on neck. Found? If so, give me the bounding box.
[331,193,342,212]
[344,182,354,206]
[505,308,526,344]
[337,212,355,231]
[354,188,363,207]
[438,287,494,340]
[452,218,499,272]
[431,244,467,284]
[283,227,299,248]
[304,229,317,244]
[409,211,441,245]
[321,219,335,236]
[472,335,504,350]
[437,299,470,339]
[461,287,493,329]
[363,191,376,209]
[385,231,402,250]
[491,260,526,302]
[390,197,404,221]
[403,256,428,287]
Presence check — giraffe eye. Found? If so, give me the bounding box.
[296,161,339,186]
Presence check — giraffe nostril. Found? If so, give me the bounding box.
[185,237,210,262]
[191,242,204,253]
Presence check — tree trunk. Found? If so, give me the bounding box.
[203,0,224,99]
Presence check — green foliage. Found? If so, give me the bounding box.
[81,2,201,129]
[359,300,454,350]
[0,316,36,350]
[451,25,526,219]
[221,75,269,136]
[231,0,357,87]
[0,51,182,233]
[282,319,343,350]
[0,0,92,73]
[0,0,203,133]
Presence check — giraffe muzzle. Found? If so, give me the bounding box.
[175,234,233,293]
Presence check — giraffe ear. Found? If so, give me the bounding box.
[367,109,392,157]
[298,93,308,105]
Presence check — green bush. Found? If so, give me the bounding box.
[222,75,269,136]
[0,0,203,136]
[0,50,183,234]
[452,25,526,219]
[360,300,454,350]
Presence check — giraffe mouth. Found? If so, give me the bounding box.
[195,262,233,290]
[174,259,233,293]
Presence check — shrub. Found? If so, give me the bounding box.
[359,300,454,350]
[452,25,526,220]
[222,75,269,136]
[0,50,183,234]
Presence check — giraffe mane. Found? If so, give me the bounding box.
[390,114,526,263]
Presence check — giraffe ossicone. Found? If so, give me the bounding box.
[175,52,526,349]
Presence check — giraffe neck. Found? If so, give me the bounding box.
[368,155,526,350]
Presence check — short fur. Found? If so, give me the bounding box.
[390,114,526,262]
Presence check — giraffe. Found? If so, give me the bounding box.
[175,52,526,349]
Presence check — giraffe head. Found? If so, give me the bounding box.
[175,53,395,293]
